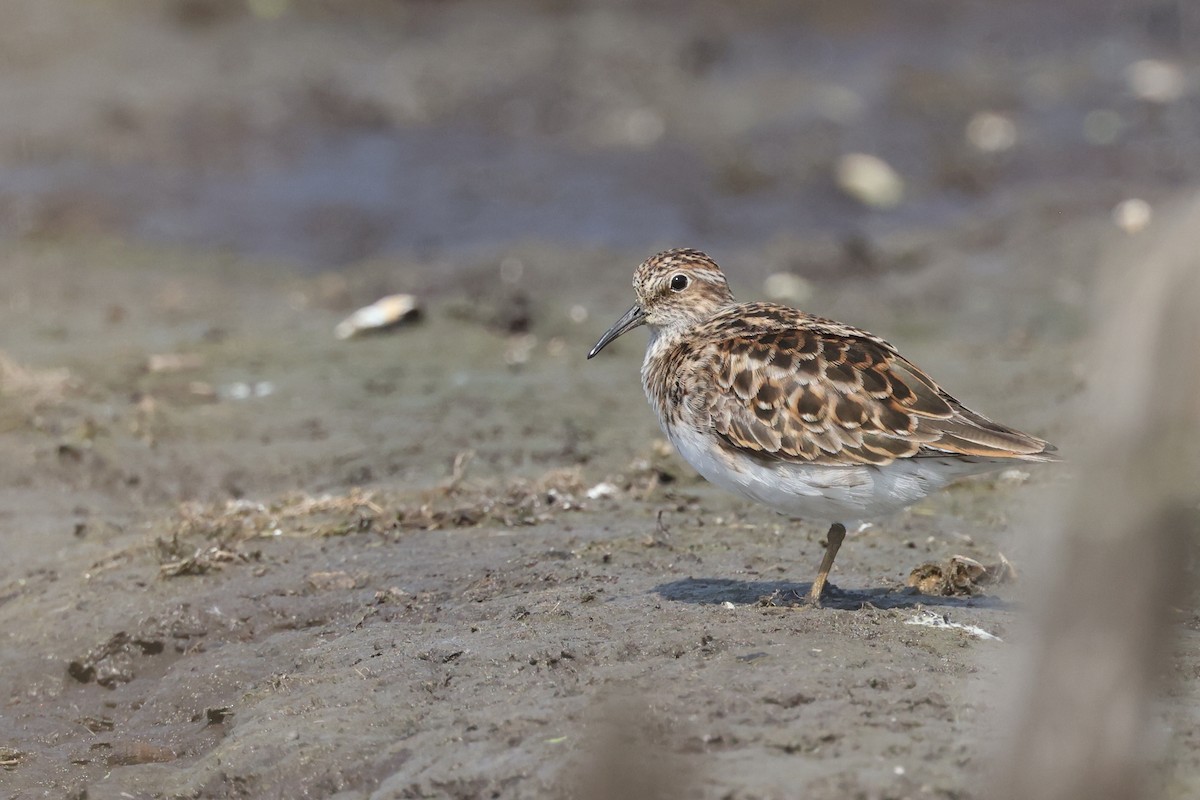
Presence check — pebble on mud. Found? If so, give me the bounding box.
[585,482,618,500]
[67,632,166,688]
[504,334,538,367]
[146,352,206,373]
[1125,59,1186,104]
[334,293,422,339]
[222,381,275,401]
[965,111,1017,153]
[835,153,904,209]
[307,570,359,591]
[205,706,233,725]
[907,554,1017,596]
[1112,198,1152,234]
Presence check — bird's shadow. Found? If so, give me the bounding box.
[653,577,1012,611]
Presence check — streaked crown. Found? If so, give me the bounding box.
[634,248,736,328]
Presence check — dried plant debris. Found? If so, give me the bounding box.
[158,542,257,578]
[0,747,23,770]
[103,740,177,767]
[173,490,384,541]
[372,587,410,605]
[0,350,74,409]
[157,490,383,577]
[393,467,586,530]
[156,468,596,578]
[907,553,1017,596]
[77,716,115,733]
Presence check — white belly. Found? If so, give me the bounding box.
[663,421,1005,523]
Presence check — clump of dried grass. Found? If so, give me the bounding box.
[156,466,590,578]
[393,467,586,530]
[169,487,384,543]
[0,350,73,409]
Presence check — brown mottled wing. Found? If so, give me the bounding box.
[696,307,1053,466]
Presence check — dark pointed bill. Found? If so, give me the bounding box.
[587,303,647,359]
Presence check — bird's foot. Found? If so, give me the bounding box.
[805,581,845,608]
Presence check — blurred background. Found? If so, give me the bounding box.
[1,0,1195,269]
[2,2,1198,798]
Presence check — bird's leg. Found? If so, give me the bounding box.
[807,522,847,607]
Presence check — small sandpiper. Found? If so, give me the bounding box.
[588,248,1055,606]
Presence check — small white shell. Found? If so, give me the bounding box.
[1125,59,1186,104]
[835,153,904,209]
[1112,198,1152,235]
[585,482,618,500]
[965,111,1017,153]
[335,294,421,339]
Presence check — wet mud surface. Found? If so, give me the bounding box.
[3,235,1196,799]
[1,2,1199,798]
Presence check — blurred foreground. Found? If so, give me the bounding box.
[1,2,1198,798]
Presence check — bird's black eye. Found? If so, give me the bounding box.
[670,274,689,292]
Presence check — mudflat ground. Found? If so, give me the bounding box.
[1,2,1198,799]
